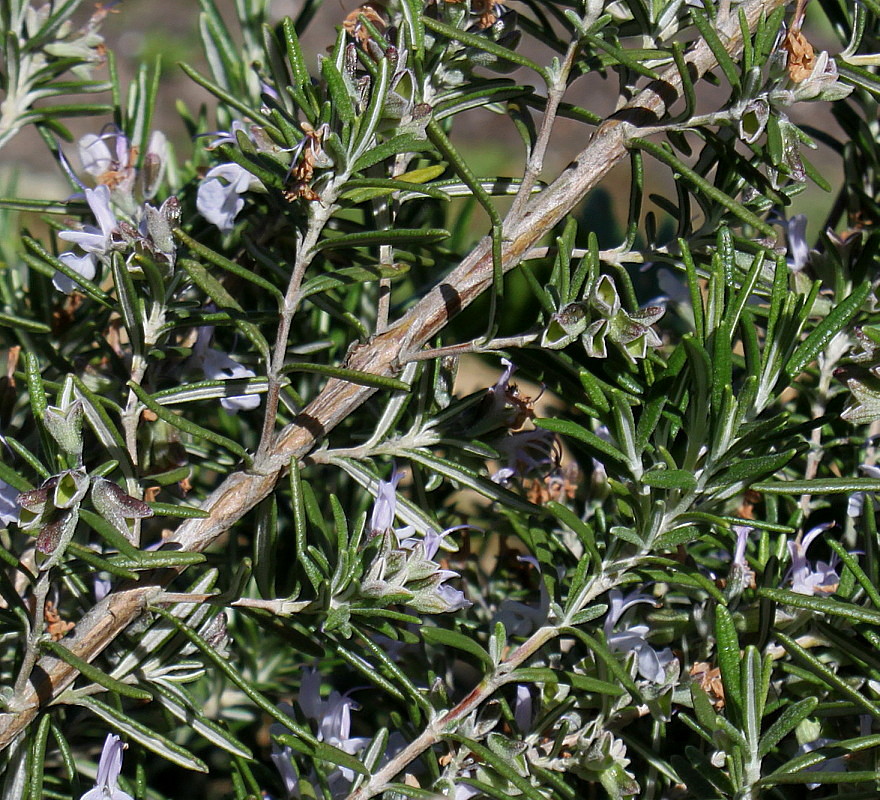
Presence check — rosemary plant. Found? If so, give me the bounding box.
[1,0,880,798]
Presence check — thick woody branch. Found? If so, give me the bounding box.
[0,0,781,750]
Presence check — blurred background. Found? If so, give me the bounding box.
[1,0,845,241]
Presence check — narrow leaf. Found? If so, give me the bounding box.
[758,696,819,756]
[754,478,880,494]
[714,604,743,722]
[126,381,251,464]
[43,642,153,701]
[313,228,449,252]
[421,626,492,669]
[786,281,871,377]
[72,696,208,772]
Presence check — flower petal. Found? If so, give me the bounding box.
[53,251,97,294]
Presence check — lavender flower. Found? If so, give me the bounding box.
[79,734,133,800]
[58,185,119,255]
[198,120,249,150]
[496,555,549,636]
[196,163,252,233]
[192,326,260,413]
[787,524,839,595]
[199,349,260,413]
[53,250,97,294]
[93,570,111,601]
[0,480,19,528]
[784,214,810,272]
[365,474,471,613]
[728,524,756,594]
[272,670,368,798]
[401,526,472,613]
[453,774,481,800]
[370,470,404,535]
[514,684,533,731]
[78,129,135,196]
[797,737,848,789]
[74,126,167,207]
[847,464,880,519]
[491,428,557,484]
[270,703,300,799]
[469,358,535,436]
[428,582,472,613]
[486,358,517,419]
[604,589,675,683]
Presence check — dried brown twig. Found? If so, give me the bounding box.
[0,0,782,750]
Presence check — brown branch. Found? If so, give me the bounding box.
[0,0,781,750]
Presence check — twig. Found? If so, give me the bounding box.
[373,166,395,334]
[11,571,50,700]
[404,333,542,362]
[507,39,580,222]
[347,570,616,800]
[256,197,339,459]
[120,355,148,546]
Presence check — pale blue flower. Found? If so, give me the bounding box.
[489,358,516,409]
[366,474,471,613]
[732,525,750,566]
[196,163,252,233]
[490,428,557,483]
[78,129,133,190]
[273,670,368,798]
[53,251,97,294]
[197,120,249,150]
[270,703,300,799]
[75,127,167,204]
[199,348,260,413]
[729,524,755,590]
[0,479,18,527]
[371,470,404,535]
[787,524,839,595]
[58,185,118,255]
[797,737,848,789]
[80,734,133,800]
[604,589,674,683]
[432,582,471,613]
[496,555,549,636]
[514,684,532,731]
[454,775,481,800]
[784,214,810,272]
[847,464,880,519]
[192,325,260,413]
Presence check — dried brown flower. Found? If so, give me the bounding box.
[45,599,75,641]
[690,661,725,709]
[783,28,815,83]
[441,0,504,29]
[284,123,328,202]
[343,3,387,47]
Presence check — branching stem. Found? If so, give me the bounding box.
[12,570,50,703]
[347,574,615,800]
[507,39,580,222]
[256,195,340,459]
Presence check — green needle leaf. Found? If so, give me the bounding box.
[126,380,252,465]
[44,641,153,701]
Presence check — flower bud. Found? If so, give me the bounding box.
[91,478,153,543]
[43,399,84,457]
